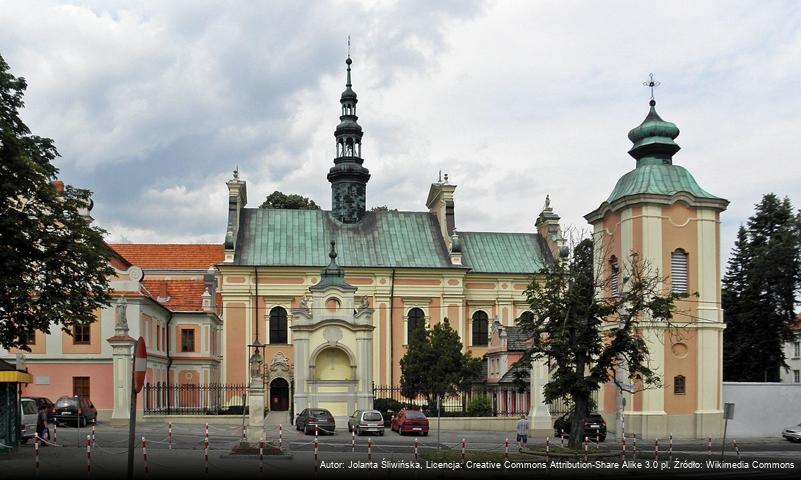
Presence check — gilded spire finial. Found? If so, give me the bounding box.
[643,73,660,106]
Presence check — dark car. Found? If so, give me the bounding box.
[295,408,336,435]
[391,408,429,436]
[553,412,607,442]
[23,396,55,422]
[53,395,97,427]
[348,410,385,436]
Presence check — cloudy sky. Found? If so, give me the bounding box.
[3,1,801,264]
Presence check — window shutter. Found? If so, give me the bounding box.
[671,250,689,293]
[610,257,620,297]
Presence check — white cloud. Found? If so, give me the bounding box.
[2,0,800,265]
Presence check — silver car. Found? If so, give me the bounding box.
[782,423,801,442]
[347,409,384,436]
[20,398,38,444]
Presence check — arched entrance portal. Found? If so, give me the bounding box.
[270,378,289,411]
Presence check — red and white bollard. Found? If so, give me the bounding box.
[204,431,209,475]
[734,440,740,461]
[584,436,588,462]
[633,433,637,460]
[461,438,466,463]
[259,439,264,473]
[53,422,57,444]
[279,424,283,450]
[242,424,247,441]
[546,436,550,464]
[351,426,356,453]
[560,429,565,448]
[314,435,319,471]
[86,435,92,478]
[596,432,600,449]
[414,437,419,461]
[142,436,149,477]
[504,437,509,460]
[315,425,319,443]
[707,434,712,459]
[622,434,627,462]
[367,437,372,462]
[654,438,659,461]
[34,433,40,475]
[91,421,96,446]
[168,422,173,450]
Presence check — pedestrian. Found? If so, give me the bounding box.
[36,408,49,446]
[516,414,529,451]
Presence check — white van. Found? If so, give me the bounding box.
[20,398,38,444]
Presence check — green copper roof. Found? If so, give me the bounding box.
[234,209,453,268]
[607,164,720,203]
[604,101,721,204]
[310,241,356,291]
[232,209,553,274]
[459,232,551,274]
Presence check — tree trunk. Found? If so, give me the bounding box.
[569,393,590,449]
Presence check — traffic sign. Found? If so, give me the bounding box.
[134,337,147,393]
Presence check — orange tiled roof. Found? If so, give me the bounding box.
[143,279,208,312]
[110,244,223,270]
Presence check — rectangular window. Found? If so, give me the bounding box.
[674,375,686,395]
[73,323,91,344]
[73,377,90,398]
[181,329,195,352]
[22,331,35,346]
[794,341,800,359]
[794,370,800,384]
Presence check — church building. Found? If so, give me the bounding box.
[1,58,728,440]
[216,55,563,418]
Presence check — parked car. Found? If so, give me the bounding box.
[295,408,336,435]
[348,410,385,436]
[391,408,429,436]
[53,395,97,427]
[782,422,801,442]
[19,398,39,444]
[23,396,55,423]
[553,412,607,442]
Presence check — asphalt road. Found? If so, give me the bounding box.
[1,420,799,479]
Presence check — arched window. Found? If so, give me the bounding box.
[671,249,689,294]
[407,308,425,344]
[472,311,489,346]
[610,256,620,297]
[673,375,686,395]
[269,306,288,344]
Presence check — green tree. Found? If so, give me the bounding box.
[723,194,801,381]
[369,205,398,212]
[519,239,681,447]
[259,190,320,209]
[0,54,114,350]
[399,318,482,410]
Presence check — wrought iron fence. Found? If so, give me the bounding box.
[143,383,247,416]
[373,384,503,417]
[372,384,597,417]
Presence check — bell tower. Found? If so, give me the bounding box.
[585,76,729,439]
[328,54,370,223]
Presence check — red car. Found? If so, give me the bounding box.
[391,408,429,436]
